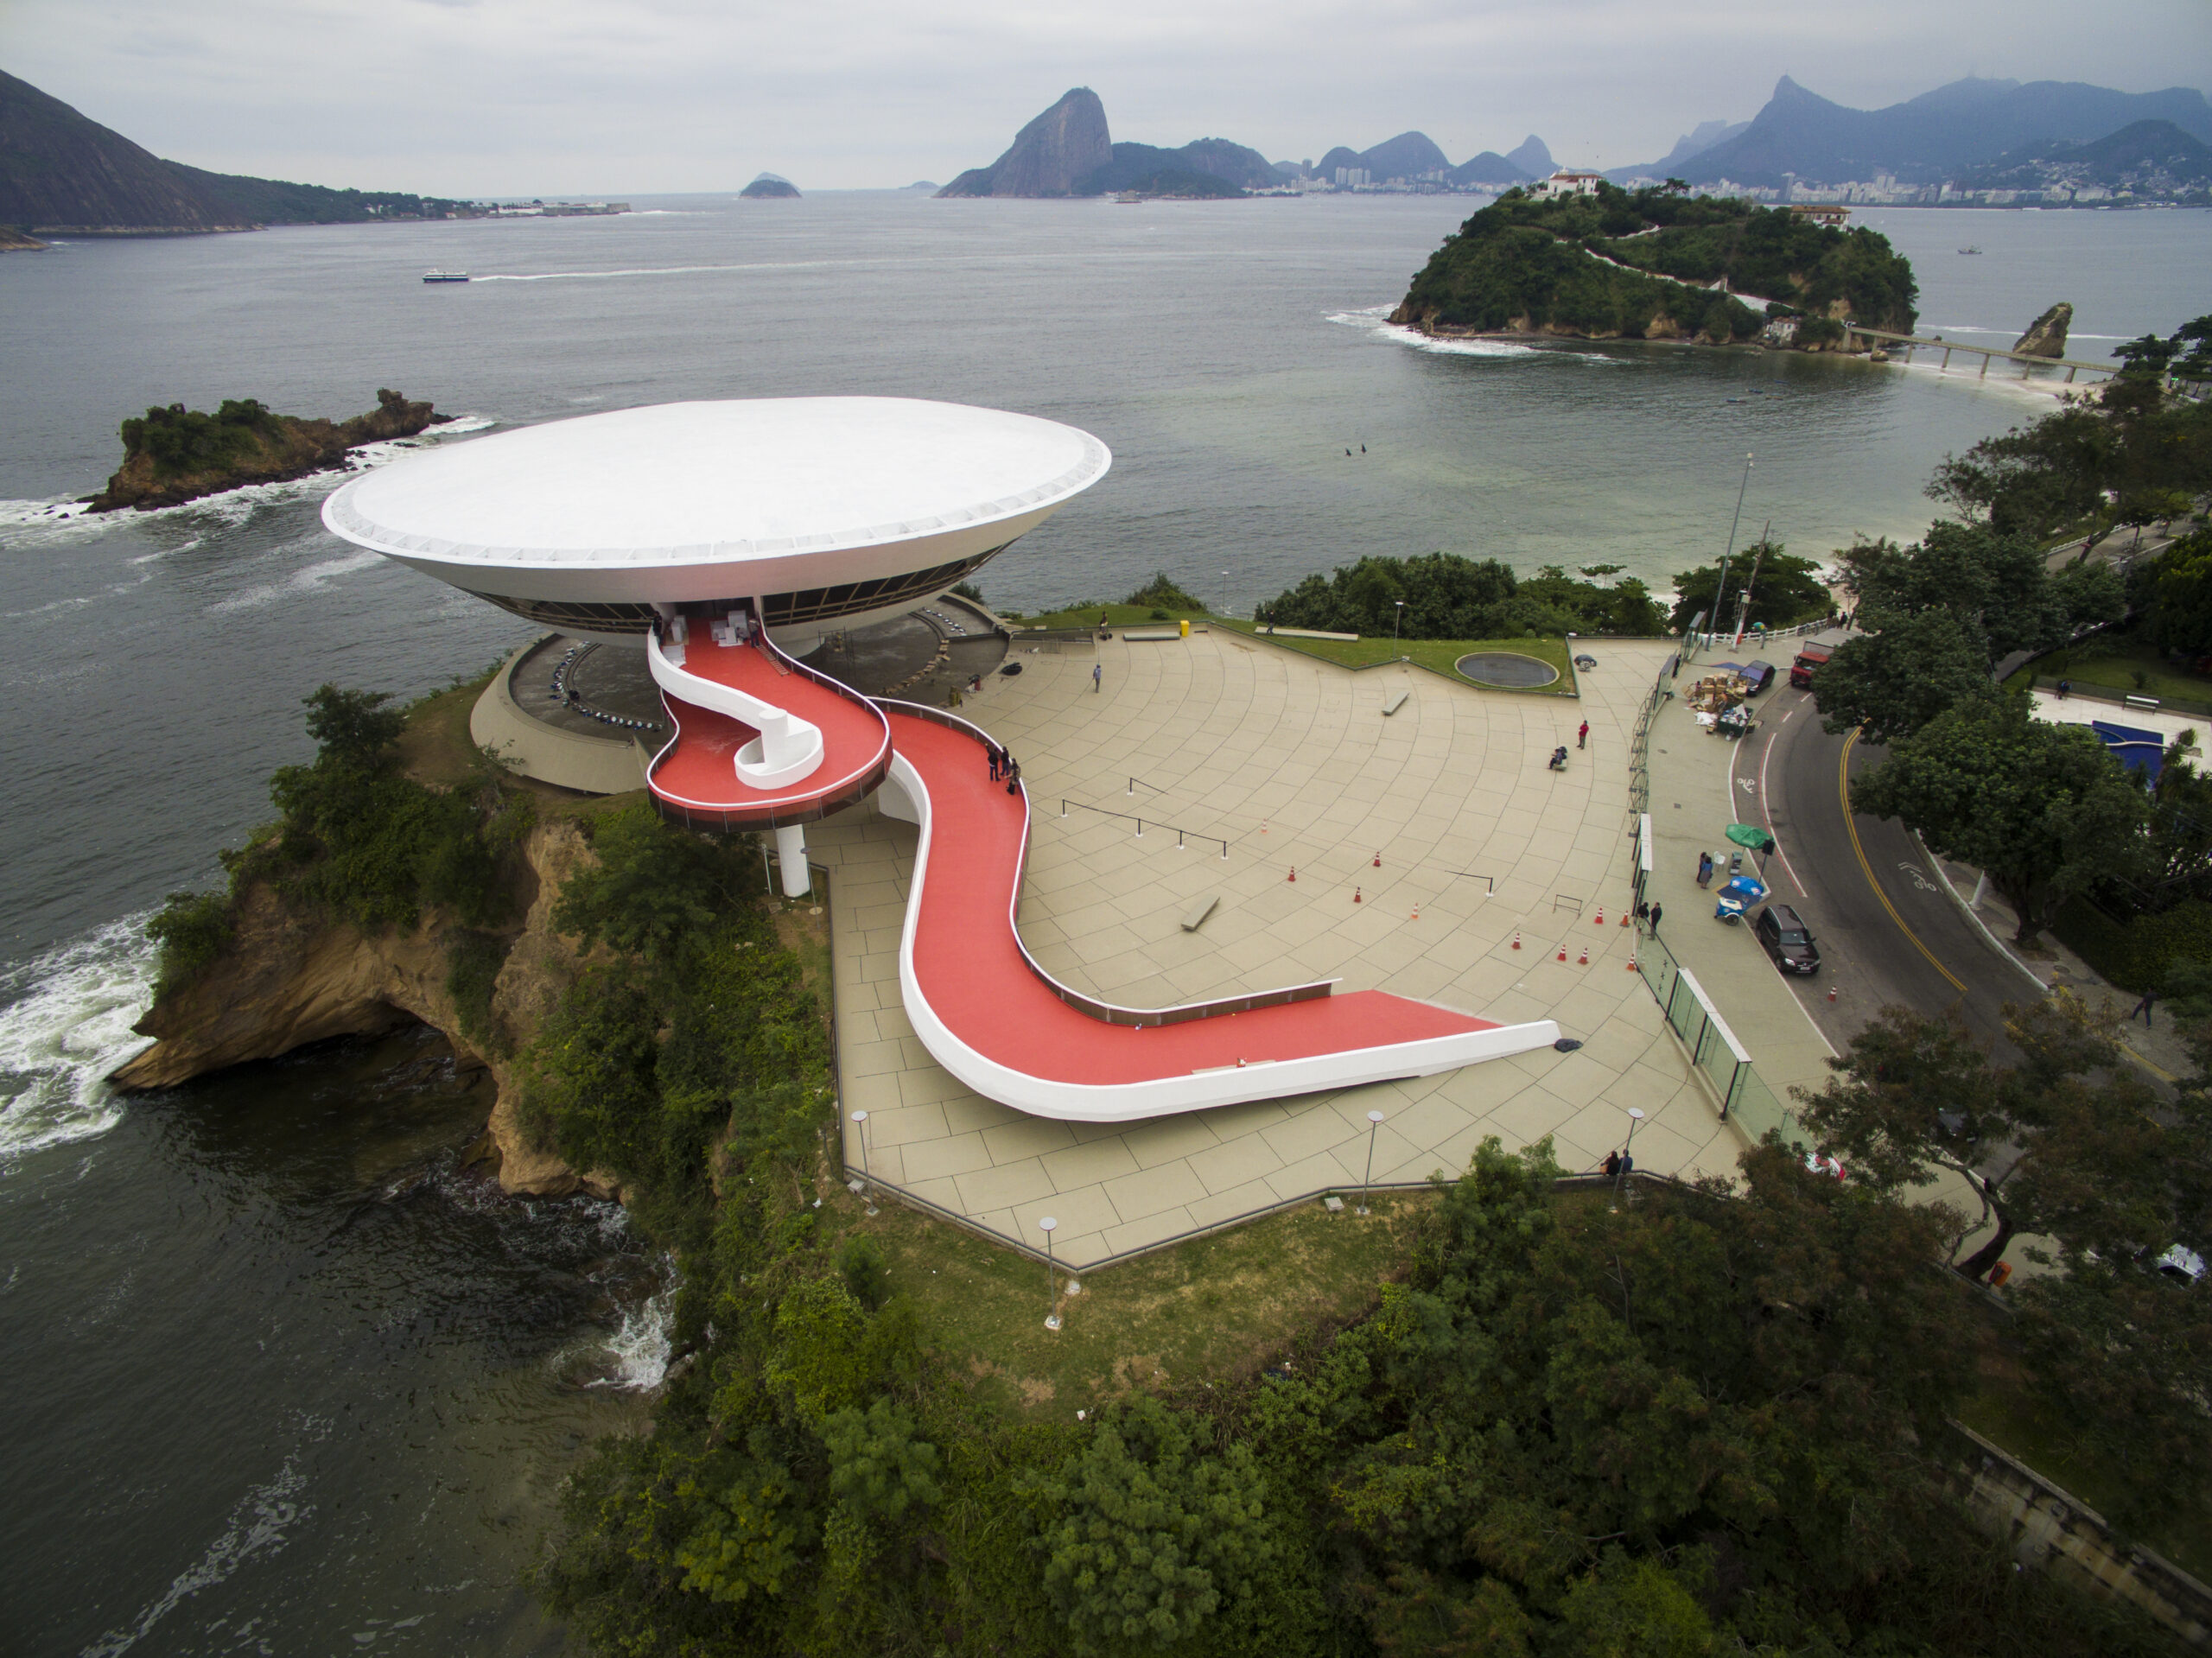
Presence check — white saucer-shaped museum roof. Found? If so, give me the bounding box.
[322,397,1110,569]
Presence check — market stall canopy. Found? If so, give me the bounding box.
[1726,823,1777,853]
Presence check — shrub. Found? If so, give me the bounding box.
[146,889,232,994]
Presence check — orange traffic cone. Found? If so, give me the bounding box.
[1354,887,1363,904]
[1594,906,1605,927]
[1287,866,1296,882]
[1626,952,1637,971]
[1557,943,1567,962]
[1372,852,1381,867]
[1619,911,1630,926]
[1410,903,1421,920]
[1578,944,1589,965]
[1511,929,1522,950]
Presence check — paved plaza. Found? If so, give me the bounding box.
[813,628,1746,1269]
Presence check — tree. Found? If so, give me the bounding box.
[1813,608,1992,744]
[1795,1000,2178,1280]
[1851,691,2147,943]
[2131,528,2212,657]
[1122,571,1201,611]
[554,802,739,963]
[301,683,406,771]
[1666,541,1829,633]
[1024,1394,1275,1651]
[822,1397,941,1519]
[1840,522,2070,660]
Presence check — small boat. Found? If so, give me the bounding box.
[422,269,470,283]
[1956,246,1982,255]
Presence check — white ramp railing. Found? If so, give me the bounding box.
[648,628,824,789]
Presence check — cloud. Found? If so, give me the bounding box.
[4,0,2205,193]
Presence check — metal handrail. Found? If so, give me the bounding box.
[1058,797,1230,859]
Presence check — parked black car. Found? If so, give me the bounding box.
[1754,903,1821,975]
[1741,659,1777,696]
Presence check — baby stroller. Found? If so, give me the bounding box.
[1548,745,1568,772]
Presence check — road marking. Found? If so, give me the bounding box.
[1839,730,1967,995]
[1756,727,1807,897]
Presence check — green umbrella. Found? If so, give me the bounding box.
[1725,823,1776,853]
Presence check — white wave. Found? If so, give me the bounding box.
[208,549,385,615]
[1328,305,1549,360]
[471,258,838,283]
[0,916,157,1163]
[0,415,496,554]
[81,1456,310,1657]
[588,1267,676,1391]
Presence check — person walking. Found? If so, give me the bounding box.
[1648,901,1663,936]
[1577,719,1589,750]
[1092,662,1103,693]
[2132,988,2157,1027]
[1696,851,1713,888]
[1004,757,1022,796]
[2056,678,2072,700]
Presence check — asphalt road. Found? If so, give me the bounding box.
[1727,679,2044,1058]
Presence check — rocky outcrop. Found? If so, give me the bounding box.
[938,87,1112,197]
[2013,302,2073,359]
[741,172,801,199]
[89,388,443,511]
[113,819,612,1198]
[0,225,48,250]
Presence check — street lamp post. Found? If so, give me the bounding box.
[1610,1107,1647,1213]
[1221,570,1230,619]
[1357,1109,1385,1214]
[1709,453,1754,651]
[1040,1217,1060,1331]
[1393,600,1404,642]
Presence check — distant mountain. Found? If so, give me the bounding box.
[1,68,245,231]
[1679,74,2212,187]
[1084,137,1274,194]
[937,88,1111,197]
[1607,118,1752,182]
[1506,135,1554,177]
[1449,151,1530,188]
[1,68,477,232]
[740,172,801,199]
[1957,118,2212,194]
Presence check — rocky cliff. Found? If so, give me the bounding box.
[115,817,610,1197]
[937,87,1112,197]
[89,388,444,511]
[0,224,48,251]
[2013,302,2073,358]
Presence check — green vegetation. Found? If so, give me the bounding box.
[1852,692,2146,943]
[118,398,287,480]
[1123,570,1202,611]
[1257,552,1665,638]
[1813,523,2123,746]
[2023,633,2212,709]
[1394,183,1916,340]
[1665,539,1833,633]
[1927,315,2212,548]
[1219,620,1577,695]
[537,1124,2183,1655]
[162,158,485,225]
[145,682,537,994]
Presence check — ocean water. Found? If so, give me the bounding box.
[0,193,2204,1652]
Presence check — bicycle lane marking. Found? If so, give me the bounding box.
[1839,728,1967,996]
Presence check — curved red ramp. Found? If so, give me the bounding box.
[878,703,1561,1122]
[645,613,890,829]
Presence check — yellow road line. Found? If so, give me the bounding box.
[1839,729,1967,995]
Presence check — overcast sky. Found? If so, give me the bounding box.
[7,0,2209,194]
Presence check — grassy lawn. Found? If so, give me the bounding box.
[999,600,1210,632]
[854,1190,1433,1420]
[1213,619,1580,696]
[2009,638,2212,710]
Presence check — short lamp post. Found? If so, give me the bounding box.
[850,1110,876,1214]
[1394,600,1405,642]
[1610,1107,1647,1213]
[1357,1109,1385,1214]
[1220,569,1230,618]
[1040,1217,1061,1331]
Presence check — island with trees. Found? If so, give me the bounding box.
[87,389,447,511]
[1391,182,1917,347]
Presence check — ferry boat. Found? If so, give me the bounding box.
[1956,246,1982,255]
[422,269,471,283]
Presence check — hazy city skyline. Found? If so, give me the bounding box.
[5,0,2209,194]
